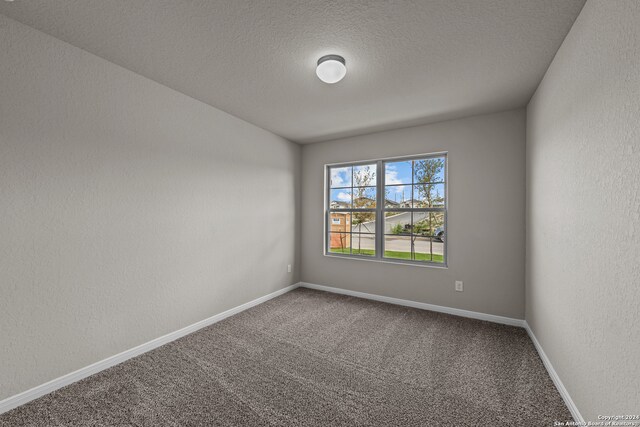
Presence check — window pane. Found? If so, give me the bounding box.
[353,187,376,208]
[413,157,445,184]
[384,235,412,260]
[384,211,411,235]
[413,183,445,208]
[411,212,430,236]
[353,164,376,187]
[385,160,412,185]
[430,212,445,239]
[329,212,351,231]
[352,212,375,233]
[351,233,375,256]
[412,185,426,208]
[384,185,410,208]
[412,237,433,261]
[330,166,352,188]
[328,232,350,254]
[413,212,445,263]
[431,238,445,263]
[330,188,351,209]
[430,183,446,207]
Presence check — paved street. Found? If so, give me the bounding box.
[352,212,437,234]
[347,212,444,255]
[350,234,444,256]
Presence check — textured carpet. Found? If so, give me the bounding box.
[0,288,571,426]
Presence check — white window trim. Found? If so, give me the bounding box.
[324,152,448,268]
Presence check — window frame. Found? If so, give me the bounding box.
[324,152,448,268]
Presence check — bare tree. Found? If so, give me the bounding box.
[352,165,375,254]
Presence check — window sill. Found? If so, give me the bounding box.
[323,253,448,269]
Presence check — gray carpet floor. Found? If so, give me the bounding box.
[0,288,572,426]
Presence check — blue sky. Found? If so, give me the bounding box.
[384,160,445,203]
[330,164,377,188]
[384,160,412,184]
[330,166,352,188]
[384,161,412,202]
[330,158,445,204]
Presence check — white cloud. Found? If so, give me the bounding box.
[336,192,351,202]
[385,165,405,198]
[330,168,350,187]
[385,170,403,185]
[384,165,410,202]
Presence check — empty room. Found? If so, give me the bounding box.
[0,0,638,425]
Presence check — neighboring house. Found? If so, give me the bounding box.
[400,199,417,208]
[331,197,378,209]
[330,201,349,209]
[384,198,400,208]
[399,198,432,208]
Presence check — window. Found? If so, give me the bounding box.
[326,154,446,266]
[328,163,377,257]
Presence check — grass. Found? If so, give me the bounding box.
[329,247,444,263]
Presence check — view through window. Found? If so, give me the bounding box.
[327,154,446,265]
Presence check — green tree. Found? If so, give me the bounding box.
[413,158,444,208]
[391,223,405,235]
[352,165,375,253]
[413,159,445,250]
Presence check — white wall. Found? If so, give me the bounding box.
[526,0,640,420]
[301,110,526,319]
[0,15,301,400]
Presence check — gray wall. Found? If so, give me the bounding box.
[0,15,301,400]
[301,110,526,319]
[526,0,640,420]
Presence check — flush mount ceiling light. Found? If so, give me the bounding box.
[316,55,346,84]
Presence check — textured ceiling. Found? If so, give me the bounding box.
[0,0,585,143]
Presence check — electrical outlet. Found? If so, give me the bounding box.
[287,264,292,273]
[455,281,463,292]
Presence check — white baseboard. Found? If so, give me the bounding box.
[524,322,583,423]
[300,282,526,327]
[1,281,582,423]
[0,282,301,415]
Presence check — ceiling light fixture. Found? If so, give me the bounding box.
[316,55,346,84]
